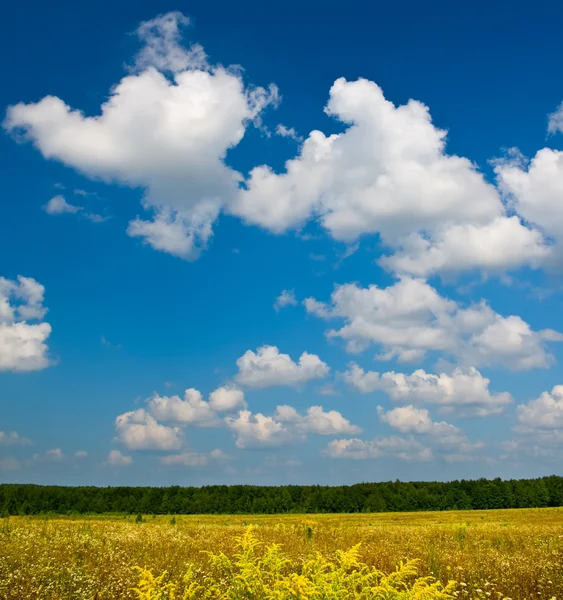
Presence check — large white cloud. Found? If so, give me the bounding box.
[4,11,278,260]
[376,405,483,456]
[496,148,563,266]
[146,385,245,426]
[517,385,563,431]
[0,275,52,372]
[306,277,562,370]
[232,77,547,276]
[208,386,246,412]
[235,345,329,388]
[225,405,360,448]
[115,408,182,450]
[343,363,512,416]
[147,388,220,426]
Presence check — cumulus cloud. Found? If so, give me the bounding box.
[273,289,298,311]
[0,431,32,446]
[107,449,133,466]
[495,148,563,267]
[274,405,361,435]
[4,11,278,260]
[232,77,547,276]
[226,410,291,448]
[225,404,360,448]
[208,386,246,412]
[147,388,220,426]
[43,194,82,214]
[324,436,432,461]
[146,385,244,426]
[517,385,563,431]
[0,275,52,372]
[236,345,329,388]
[343,363,512,416]
[377,404,483,457]
[306,277,562,370]
[115,408,182,450]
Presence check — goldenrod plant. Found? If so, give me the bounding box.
[131,526,456,599]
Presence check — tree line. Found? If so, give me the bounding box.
[0,476,561,516]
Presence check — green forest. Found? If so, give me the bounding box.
[1,476,562,515]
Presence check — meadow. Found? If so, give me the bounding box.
[0,509,561,599]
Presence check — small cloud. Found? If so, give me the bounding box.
[275,124,302,142]
[309,253,326,262]
[74,450,88,458]
[163,381,174,389]
[273,289,298,312]
[101,336,122,350]
[334,243,359,269]
[0,431,32,446]
[317,383,340,396]
[232,248,240,254]
[73,189,99,198]
[31,448,63,463]
[43,195,82,215]
[84,212,110,223]
[107,449,132,467]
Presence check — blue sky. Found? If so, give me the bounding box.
[1,0,563,486]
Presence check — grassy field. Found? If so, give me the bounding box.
[0,509,562,599]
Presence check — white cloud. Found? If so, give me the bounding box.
[115,408,182,450]
[74,450,88,458]
[495,148,563,266]
[548,102,563,135]
[236,345,329,388]
[376,404,483,456]
[273,289,298,312]
[343,363,512,416]
[208,386,246,412]
[43,194,82,214]
[32,448,63,463]
[517,385,563,430]
[377,405,458,436]
[107,449,132,466]
[274,405,361,435]
[380,216,549,277]
[0,275,52,372]
[232,77,546,276]
[147,388,219,426]
[324,436,432,461]
[225,404,359,448]
[275,124,302,141]
[132,11,207,74]
[226,409,291,449]
[306,277,562,370]
[0,431,32,446]
[160,448,227,467]
[4,11,278,260]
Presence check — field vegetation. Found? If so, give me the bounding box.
[0,509,561,599]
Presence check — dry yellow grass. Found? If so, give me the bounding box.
[0,508,561,599]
